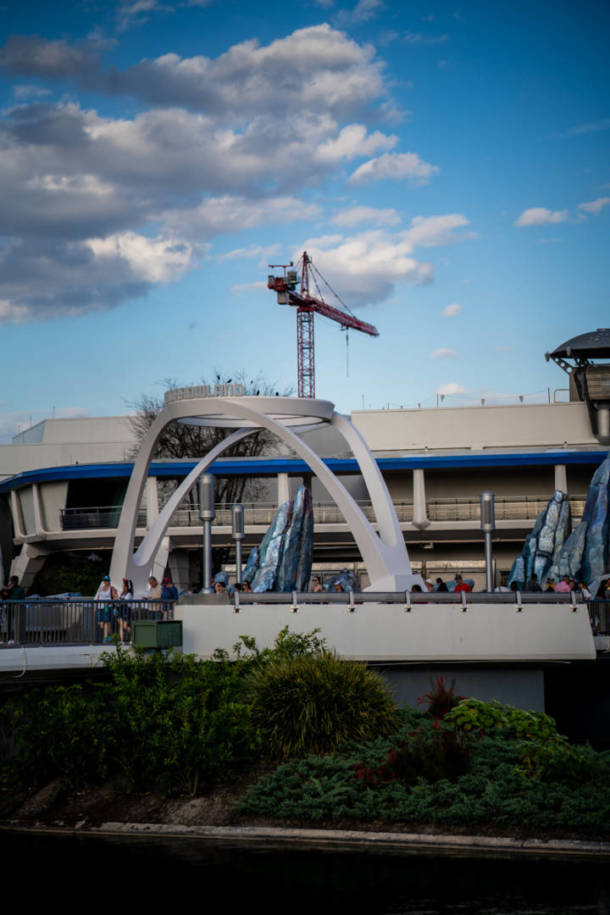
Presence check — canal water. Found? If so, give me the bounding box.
[4,831,609,913]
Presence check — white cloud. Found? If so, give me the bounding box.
[402,214,473,247]
[436,382,467,396]
[578,197,610,215]
[86,231,196,283]
[164,196,320,240]
[403,32,449,44]
[335,0,384,25]
[332,205,401,227]
[554,118,610,139]
[230,281,268,295]
[296,230,433,306]
[514,207,568,227]
[12,84,52,99]
[442,303,462,317]
[315,124,397,163]
[349,152,439,185]
[431,347,457,359]
[218,245,281,262]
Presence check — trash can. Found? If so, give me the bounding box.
[132,619,183,649]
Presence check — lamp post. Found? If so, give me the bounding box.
[232,503,245,584]
[480,491,495,592]
[199,474,215,593]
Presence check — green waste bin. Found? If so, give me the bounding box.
[132,620,183,649]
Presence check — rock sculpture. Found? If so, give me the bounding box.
[508,490,572,588]
[549,452,610,584]
[247,486,314,592]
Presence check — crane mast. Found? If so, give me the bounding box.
[268,251,379,398]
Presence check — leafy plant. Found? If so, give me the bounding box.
[354,719,471,787]
[446,698,560,743]
[247,650,401,760]
[417,676,465,718]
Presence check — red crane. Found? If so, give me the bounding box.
[267,251,379,399]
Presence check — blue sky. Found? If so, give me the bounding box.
[0,0,608,440]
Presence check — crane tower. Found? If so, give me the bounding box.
[267,251,379,398]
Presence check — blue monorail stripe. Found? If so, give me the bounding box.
[0,449,606,493]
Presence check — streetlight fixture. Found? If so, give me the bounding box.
[232,503,245,584]
[199,474,215,593]
[480,491,495,592]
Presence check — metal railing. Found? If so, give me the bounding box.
[60,494,587,531]
[0,592,594,649]
[587,600,610,635]
[0,600,174,647]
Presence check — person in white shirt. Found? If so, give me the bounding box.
[94,575,118,643]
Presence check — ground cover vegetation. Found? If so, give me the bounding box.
[2,636,610,836]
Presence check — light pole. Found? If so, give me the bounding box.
[232,503,245,584]
[199,474,215,593]
[480,491,495,592]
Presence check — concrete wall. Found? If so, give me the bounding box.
[352,402,597,453]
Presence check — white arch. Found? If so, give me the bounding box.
[110,396,423,592]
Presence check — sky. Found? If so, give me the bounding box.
[0,0,608,441]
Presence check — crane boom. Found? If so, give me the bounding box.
[268,251,379,398]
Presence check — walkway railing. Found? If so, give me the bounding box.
[60,494,587,531]
[0,593,595,648]
[0,600,173,647]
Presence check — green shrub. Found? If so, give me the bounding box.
[445,698,560,743]
[354,720,471,787]
[247,651,401,760]
[2,648,259,797]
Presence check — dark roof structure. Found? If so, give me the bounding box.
[546,328,610,362]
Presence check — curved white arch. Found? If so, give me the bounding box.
[110,396,423,593]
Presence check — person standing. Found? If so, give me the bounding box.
[161,576,179,615]
[94,575,118,643]
[454,574,472,593]
[2,575,25,644]
[117,578,134,642]
[146,575,162,620]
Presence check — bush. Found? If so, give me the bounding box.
[247,651,401,760]
[417,677,465,718]
[445,698,560,743]
[354,720,471,787]
[2,647,259,797]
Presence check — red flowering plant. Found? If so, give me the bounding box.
[417,676,465,719]
[353,719,471,788]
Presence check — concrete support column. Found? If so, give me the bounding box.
[10,543,48,589]
[554,464,568,493]
[32,484,45,535]
[412,468,430,530]
[145,476,159,528]
[277,472,290,506]
[10,490,24,539]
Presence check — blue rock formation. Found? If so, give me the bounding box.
[242,546,260,585]
[247,486,315,592]
[549,452,610,584]
[324,569,360,593]
[508,490,572,588]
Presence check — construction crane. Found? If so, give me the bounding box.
[267,251,379,399]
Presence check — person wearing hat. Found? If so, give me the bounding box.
[94,574,118,643]
[161,576,179,613]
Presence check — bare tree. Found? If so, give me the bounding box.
[128,372,293,506]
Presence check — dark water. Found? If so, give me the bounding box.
[4,831,609,913]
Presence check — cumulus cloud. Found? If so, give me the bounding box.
[442,303,462,317]
[335,0,384,25]
[349,151,439,185]
[578,197,610,215]
[0,25,445,321]
[230,281,268,295]
[436,382,467,396]
[431,347,457,359]
[332,205,401,226]
[295,230,434,307]
[515,207,568,227]
[403,214,473,247]
[0,26,387,120]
